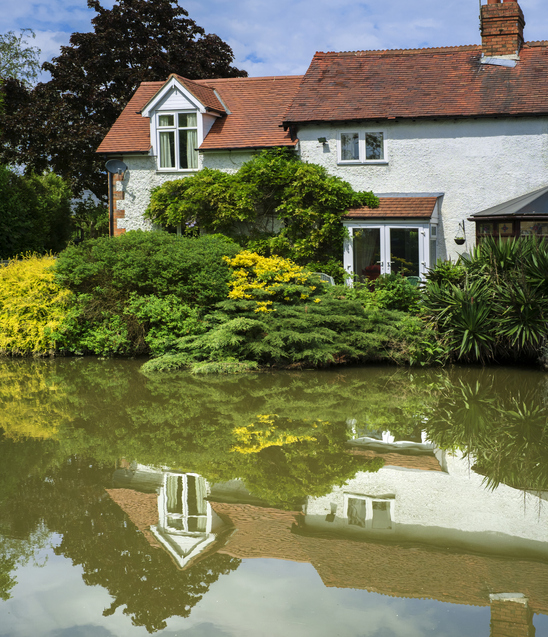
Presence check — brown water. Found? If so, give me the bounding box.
[0,358,547,636]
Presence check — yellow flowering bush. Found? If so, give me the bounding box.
[231,414,319,454]
[0,255,72,355]
[224,251,321,313]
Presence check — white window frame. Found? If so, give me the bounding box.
[337,130,387,165]
[343,493,395,531]
[156,111,200,173]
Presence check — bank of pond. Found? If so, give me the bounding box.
[1,231,548,372]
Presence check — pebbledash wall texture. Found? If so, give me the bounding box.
[111,151,255,233]
[299,117,548,261]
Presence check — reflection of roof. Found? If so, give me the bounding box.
[349,449,443,472]
[105,488,161,548]
[211,501,548,615]
[295,528,548,615]
[470,185,548,219]
[211,502,308,562]
[345,197,438,219]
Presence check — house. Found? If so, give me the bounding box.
[98,0,548,280]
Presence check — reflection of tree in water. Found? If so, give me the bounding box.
[0,454,240,633]
[426,372,548,494]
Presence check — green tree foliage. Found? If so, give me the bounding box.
[422,237,548,363]
[70,196,109,241]
[53,231,241,355]
[0,29,40,86]
[0,166,73,258]
[145,148,379,274]
[0,0,246,199]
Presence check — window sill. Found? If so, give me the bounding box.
[337,160,389,166]
[156,168,199,174]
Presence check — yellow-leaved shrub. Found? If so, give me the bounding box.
[223,251,321,312]
[0,255,72,355]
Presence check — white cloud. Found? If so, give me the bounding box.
[0,0,547,77]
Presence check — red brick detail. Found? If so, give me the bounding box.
[109,171,125,236]
[490,599,534,637]
[346,196,438,219]
[481,0,525,57]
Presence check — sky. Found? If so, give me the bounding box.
[1,0,548,80]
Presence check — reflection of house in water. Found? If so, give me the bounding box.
[106,440,548,636]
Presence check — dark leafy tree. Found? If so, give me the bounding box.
[0,0,246,199]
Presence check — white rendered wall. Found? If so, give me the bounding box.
[298,117,548,261]
[117,151,254,231]
[305,450,548,555]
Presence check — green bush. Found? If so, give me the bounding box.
[145,148,378,270]
[143,252,427,372]
[53,231,241,355]
[329,274,421,313]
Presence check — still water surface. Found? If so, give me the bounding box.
[0,359,547,636]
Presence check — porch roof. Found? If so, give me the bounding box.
[469,185,548,220]
[345,196,439,220]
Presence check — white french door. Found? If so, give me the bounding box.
[344,224,431,283]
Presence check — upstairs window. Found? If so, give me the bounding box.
[158,112,198,170]
[338,131,385,164]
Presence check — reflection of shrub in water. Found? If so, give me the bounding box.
[426,371,548,494]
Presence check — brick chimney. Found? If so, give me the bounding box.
[481,0,525,58]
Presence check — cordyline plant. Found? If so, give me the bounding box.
[422,236,548,363]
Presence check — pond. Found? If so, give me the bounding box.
[0,359,547,637]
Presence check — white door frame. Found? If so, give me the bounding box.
[343,220,432,284]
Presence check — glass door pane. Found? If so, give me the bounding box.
[389,228,419,277]
[353,228,381,282]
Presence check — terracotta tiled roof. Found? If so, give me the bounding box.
[97,82,164,154]
[97,75,302,155]
[170,74,226,113]
[198,76,302,150]
[283,43,548,124]
[345,196,438,219]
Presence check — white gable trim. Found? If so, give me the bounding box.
[142,76,207,117]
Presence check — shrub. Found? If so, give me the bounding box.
[0,255,71,355]
[421,237,548,363]
[145,148,378,270]
[145,252,427,371]
[53,231,241,355]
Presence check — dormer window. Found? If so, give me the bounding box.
[158,112,198,170]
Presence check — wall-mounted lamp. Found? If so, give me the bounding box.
[317,137,327,144]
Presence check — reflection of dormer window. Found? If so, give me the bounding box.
[158,112,198,170]
[165,473,207,532]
